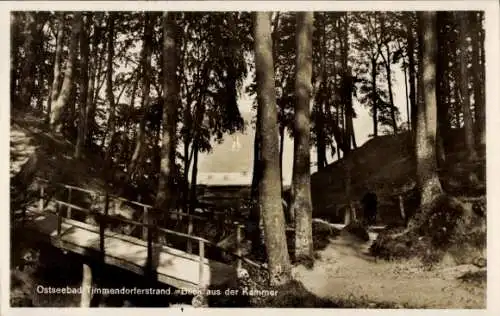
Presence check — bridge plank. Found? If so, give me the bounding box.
[24,209,237,291]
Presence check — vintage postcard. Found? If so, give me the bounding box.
[2,0,499,314]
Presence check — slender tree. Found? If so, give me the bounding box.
[292,11,314,261]
[254,11,291,286]
[156,12,180,215]
[129,13,154,177]
[75,14,90,158]
[104,13,117,163]
[50,12,82,133]
[406,13,417,133]
[458,12,478,162]
[18,12,38,109]
[46,14,64,123]
[471,12,485,148]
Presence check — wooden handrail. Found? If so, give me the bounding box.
[34,178,269,271]
[54,200,212,244]
[35,177,209,221]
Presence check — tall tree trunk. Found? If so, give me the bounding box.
[188,97,206,213]
[250,105,263,254]
[19,12,37,109]
[384,47,398,134]
[75,14,90,158]
[47,12,64,121]
[436,12,449,166]
[403,63,410,128]
[458,12,477,162]
[410,12,443,229]
[316,106,327,169]
[189,138,199,213]
[253,11,291,286]
[351,128,357,149]
[471,12,485,148]
[292,11,314,261]
[371,58,378,137]
[407,14,417,133]
[251,110,262,200]
[85,18,102,147]
[156,12,180,217]
[129,13,153,177]
[50,12,82,133]
[315,13,327,170]
[279,124,285,188]
[104,13,116,164]
[453,73,461,129]
[11,13,20,105]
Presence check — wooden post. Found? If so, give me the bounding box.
[100,193,109,258]
[399,195,406,221]
[146,222,153,277]
[187,215,193,254]
[104,193,110,217]
[39,185,44,212]
[236,223,243,271]
[198,239,205,288]
[351,203,357,222]
[142,206,149,240]
[56,202,62,236]
[344,206,351,226]
[80,263,93,307]
[99,213,105,255]
[67,187,72,219]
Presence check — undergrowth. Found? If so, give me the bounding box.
[370,195,486,267]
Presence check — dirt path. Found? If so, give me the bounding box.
[292,230,486,308]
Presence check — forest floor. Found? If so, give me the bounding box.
[292,228,486,308]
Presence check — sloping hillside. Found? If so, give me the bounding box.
[311,131,486,223]
[10,109,125,213]
[311,133,414,222]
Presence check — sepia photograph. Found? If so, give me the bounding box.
[5,1,499,311]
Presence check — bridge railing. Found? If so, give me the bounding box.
[33,178,265,288]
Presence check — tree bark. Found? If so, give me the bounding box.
[18,12,37,109]
[11,13,20,105]
[371,58,378,137]
[129,13,153,177]
[458,12,478,162]
[156,12,180,217]
[85,17,102,146]
[251,109,262,200]
[478,13,486,147]
[407,14,417,133]
[436,13,449,166]
[315,14,327,170]
[291,12,314,261]
[50,12,82,133]
[411,12,442,228]
[254,11,291,286]
[104,13,117,164]
[47,13,64,115]
[385,56,398,134]
[316,105,327,169]
[471,12,485,148]
[279,124,285,187]
[189,138,199,213]
[403,62,410,129]
[75,14,90,159]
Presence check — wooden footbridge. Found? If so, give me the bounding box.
[19,178,256,293]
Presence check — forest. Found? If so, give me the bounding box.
[10,11,486,308]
